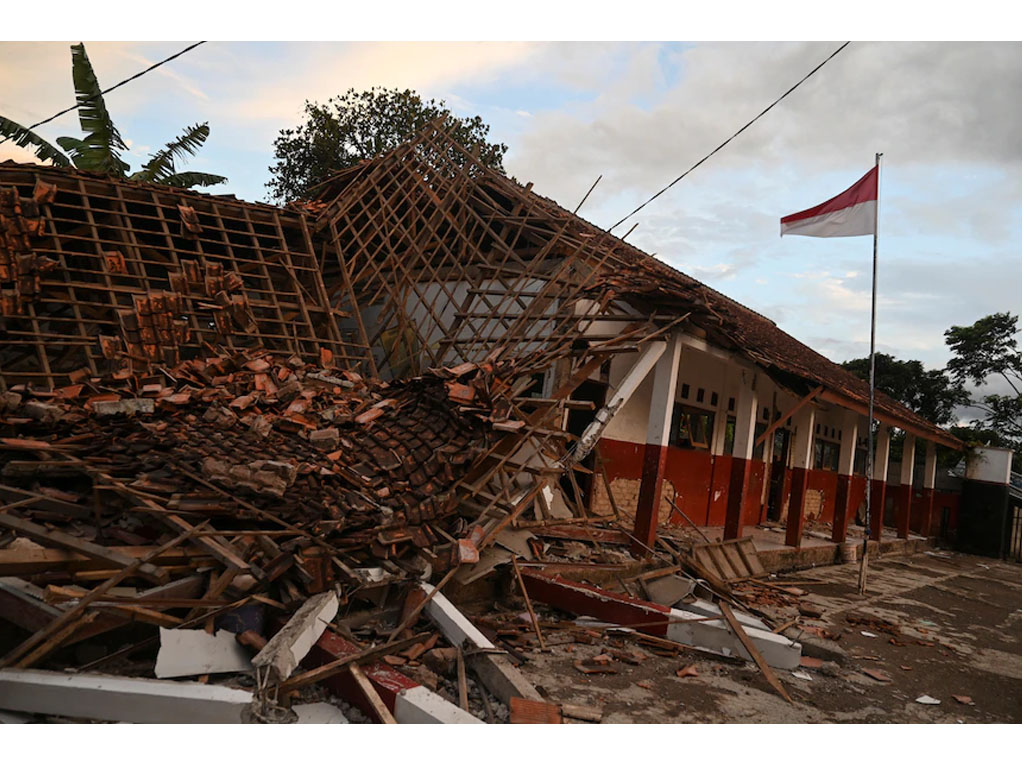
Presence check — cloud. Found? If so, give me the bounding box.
[1,40,1017,380]
[224,42,538,126]
[507,42,1021,210]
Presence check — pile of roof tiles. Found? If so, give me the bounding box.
[0,347,527,693]
[2,347,513,529]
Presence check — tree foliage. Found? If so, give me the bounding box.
[945,312,1021,394]
[843,313,1022,472]
[266,87,508,203]
[841,353,967,426]
[945,312,1021,468]
[0,43,226,189]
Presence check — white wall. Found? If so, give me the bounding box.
[595,332,872,474]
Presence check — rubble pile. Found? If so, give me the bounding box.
[1,347,512,534]
[0,347,553,721]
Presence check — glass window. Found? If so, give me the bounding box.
[670,402,715,452]
[813,438,841,472]
[723,416,736,455]
[854,447,868,475]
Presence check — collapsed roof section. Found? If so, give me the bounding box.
[1,119,959,451]
[0,162,372,391]
[306,122,959,448]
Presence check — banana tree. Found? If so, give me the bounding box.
[0,43,226,189]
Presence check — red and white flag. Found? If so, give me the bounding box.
[780,166,878,237]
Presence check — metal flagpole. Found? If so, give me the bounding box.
[858,152,882,594]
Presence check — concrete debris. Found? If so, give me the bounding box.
[0,668,253,724]
[292,702,349,723]
[253,591,338,683]
[155,627,253,679]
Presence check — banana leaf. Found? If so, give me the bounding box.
[131,123,211,183]
[159,171,228,189]
[67,42,128,175]
[0,116,71,166]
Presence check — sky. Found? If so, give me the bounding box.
[1,37,1020,419]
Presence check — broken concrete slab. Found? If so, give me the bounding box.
[674,596,770,632]
[418,584,543,706]
[643,574,695,606]
[253,590,337,682]
[782,626,847,663]
[393,685,483,724]
[154,627,253,679]
[0,668,252,723]
[523,570,800,669]
[293,702,349,723]
[494,528,536,559]
[666,607,801,670]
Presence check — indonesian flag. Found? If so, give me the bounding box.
[780,166,878,237]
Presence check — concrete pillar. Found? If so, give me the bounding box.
[784,405,816,548]
[920,441,938,537]
[633,332,683,553]
[895,433,916,539]
[724,372,759,541]
[869,427,890,541]
[831,410,859,543]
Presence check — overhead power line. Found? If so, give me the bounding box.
[0,41,207,148]
[609,41,852,232]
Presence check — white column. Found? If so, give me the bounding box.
[837,410,859,476]
[790,406,816,470]
[732,371,759,461]
[572,340,667,463]
[923,441,937,490]
[900,433,916,486]
[646,334,683,448]
[873,427,891,482]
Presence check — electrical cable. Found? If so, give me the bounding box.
[609,41,852,231]
[0,41,206,148]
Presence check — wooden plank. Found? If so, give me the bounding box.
[0,544,211,576]
[719,603,792,703]
[0,524,206,669]
[736,539,767,578]
[754,386,824,448]
[0,512,169,585]
[511,557,546,650]
[349,662,397,724]
[706,545,737,581]
[276,632,431,696]
[721,542,749,579]
[456,647,469,712]
[694,547,719,578]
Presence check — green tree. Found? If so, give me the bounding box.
[0,43,226,189]
[944,312,1021,469]
[266,87,507,203]
[841,353,968,426]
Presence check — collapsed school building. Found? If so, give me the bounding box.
[0,123,977,723]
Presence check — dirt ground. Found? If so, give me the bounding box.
[517,550,1022,723]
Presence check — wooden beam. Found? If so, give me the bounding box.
[0,513,168,585]
[719,603,792,703]
[276,632,430,696]
[816,388,961,449]
[0,545,210,577]
[754,386,824,448]
[349,662,397,723]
